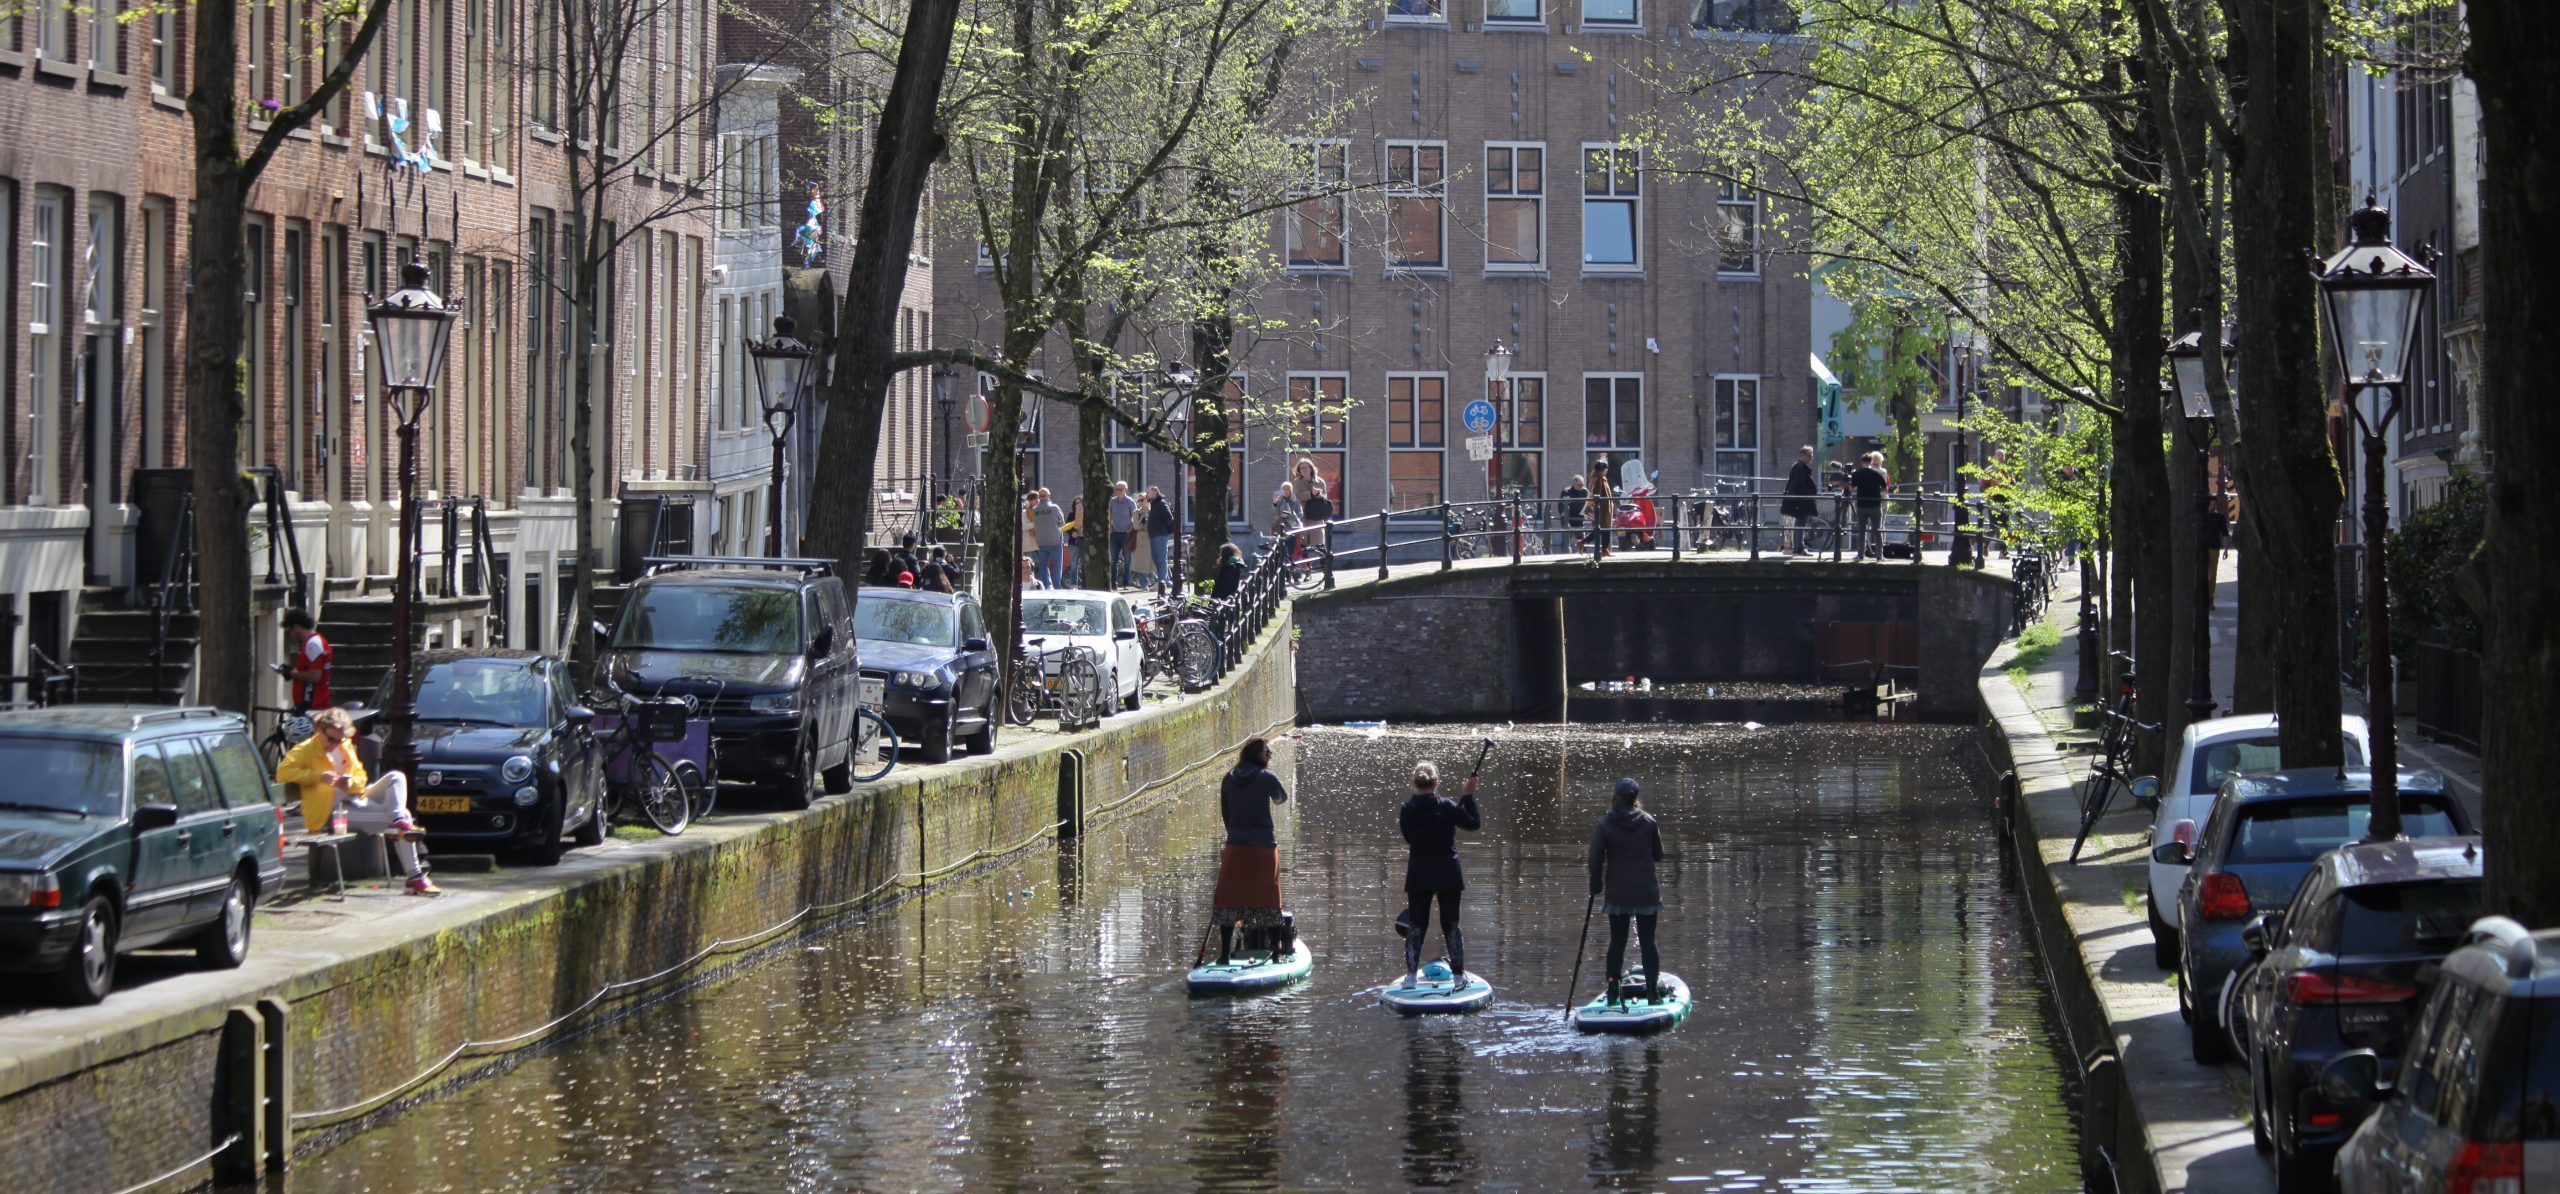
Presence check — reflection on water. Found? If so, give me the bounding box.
[272,722,2078,1193]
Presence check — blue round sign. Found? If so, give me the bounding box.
[1461,399,1498,435]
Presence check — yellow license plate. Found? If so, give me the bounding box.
[418,796,473,814]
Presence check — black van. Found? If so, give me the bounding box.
[598,558,858,809]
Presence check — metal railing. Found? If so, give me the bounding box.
[2411,632,2482,753]
[406,496,513,644]
[1,643,77,708]
[148,487,198,699]
[1276,491,2006,573]
[253,467,309,610]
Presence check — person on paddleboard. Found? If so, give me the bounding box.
[1214,737,1291,965]
[1399,759,1482,988]
[1588,777,1665,1005]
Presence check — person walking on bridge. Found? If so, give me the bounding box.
[1214,737,1290,965]
[1399,759,1482,988]
[1588,777,1665,1006]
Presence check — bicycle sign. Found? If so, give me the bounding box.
[1461,399,1498,435]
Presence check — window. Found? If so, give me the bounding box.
[1285,140,1348,269]
[1287,373,1347,510]
[203,734,276,807]
[1694,0,1798,32]
[1485,143,1545,270]
[282,224,306,490]
[1582,144,1642,269]
[1385,0,1441,20]
[1487,0,1540,21]
[1492,374,1544,495]
[29,188,66,504]
[246,0,266,106]
[1386,142,1447,270]
[1584,373,1643,488]
[323,226,347,500]
[89,0,121,73]
[1386,374,1445,515]
[1586,0,1637,24]
[280,0,305,105]
[152,2,177,92]
[1105,375,1147,489]
[530,0,555,129]
[1717,178,1760,275]
[140,199,170,467]
[162,740,223,816]
[34,0,70,61]
[1714,375,1759,478]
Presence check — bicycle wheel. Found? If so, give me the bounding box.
[1800,521,1836,555]
[1060,655,1105,726]
[852,708,898,783]
[259,731,287,774]
[1176,623,1221,692]
[1287,555,1325,592]
[632,752,693,835]
[676,760,716,820]
[1005,664,1040,727]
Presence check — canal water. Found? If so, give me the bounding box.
[276,720,2080,1192]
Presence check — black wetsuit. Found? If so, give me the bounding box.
[1398,787,1482,979]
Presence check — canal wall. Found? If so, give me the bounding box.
[0,609,1297,1194]
[1296,557,2014,722]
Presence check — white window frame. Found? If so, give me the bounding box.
[140,198,171,467]
[1584,0,1639,26]
[1713,374,1760,478]
[1284,139,1350,271]
[88,0,121,74]
[1580,143,1643,272]
[1484,141,1546,272]
[1384,372,1447,518]
[1582,372,1644,452]
[1286,371,1349,513]
[1384,141,1448,272]
[1716,178,1761,277]
[35,0,70,62]
[29,188,67,503]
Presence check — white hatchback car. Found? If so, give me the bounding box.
[1019,589,1146,713]
[2143,712,2371,967]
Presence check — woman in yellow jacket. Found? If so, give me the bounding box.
[274,707,439,894]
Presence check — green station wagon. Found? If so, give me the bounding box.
[0,707,288,1003]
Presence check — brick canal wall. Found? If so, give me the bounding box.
[0,609,1295,1194]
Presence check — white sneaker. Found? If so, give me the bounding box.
[1402,970,1419,990]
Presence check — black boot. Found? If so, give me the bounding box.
[1644,971,1660,1005]
[1403,934,1422,988]
[1447,928,1467,986]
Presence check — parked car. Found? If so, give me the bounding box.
[2157,767,2472,1063]
[600,558,860,808]
[2229,836,2484,1191]
[2329,916,2560,1192]
[853,586,1002,763]
[2147,714,2375,967]
[0,707,289,1003]
[1021,589,1145,713]
[374,650,606,865]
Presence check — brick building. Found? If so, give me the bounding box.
[933,2,1815,550]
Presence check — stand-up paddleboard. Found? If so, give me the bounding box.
[1379,960,1493,1013]
[1187,939,1313,994]
[1572,973,1692,1033]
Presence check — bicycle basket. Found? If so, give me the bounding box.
[631,699,691,743]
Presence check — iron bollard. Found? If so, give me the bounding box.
[1749,494,1762,562]
[1440,501,1454,571]
[1379,510,1391,581]
[1671,495,1684,562]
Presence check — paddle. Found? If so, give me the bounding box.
[1563,890,1597,1022]
[1194,854,1224,967]
[1466,736,1494,784]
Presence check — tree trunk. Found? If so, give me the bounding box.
[2110,73,2172,770]
[1076,398,1111,590]
[803,0,962,571]
[567,237,599,681]
[2231,506,2273,711]
[2223,0,2344,767]
[182,0,257,715]
[1188,310,1236,580]
[2467,0,2560,925]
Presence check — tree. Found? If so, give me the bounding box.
[188,0,396,715]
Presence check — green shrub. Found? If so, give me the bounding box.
[2387,470,2485,655]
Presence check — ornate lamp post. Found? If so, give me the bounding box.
[747,315,814,557]
[1484,342,1513,500]
[367,256,459,785]
[2313,194,2436,842]
[2166,308,2237,726]
[1158,363,1197,597]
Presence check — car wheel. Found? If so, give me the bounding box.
[822,744,854,794]
[922,716,955,764]
[2273,1136,2327,1194]
[774,733,817,810]
[964,710,998,756]
[2250,1047,2273,1152]
[54,894,117,1005]
[572,786,606,846]
[526,802,570,866]
[194,872,254,969]
[2148,895,2180,971]
[1121,665,1141,712]
[2187,974,2228,1064]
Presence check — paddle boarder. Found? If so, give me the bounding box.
[1214,737,1291,965]
[1398,759,1482,989]
[1588,777,1665,1006]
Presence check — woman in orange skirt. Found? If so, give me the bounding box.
[1214,737,1291,964]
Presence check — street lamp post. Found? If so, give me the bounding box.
[2313,194,2436,842]
[1158,364,1197,598]
[1484,343,1513,501]
[746,315,814,557]
[367,256,460,786]
[2166,308,2237,727]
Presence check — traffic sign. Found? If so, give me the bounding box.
[1465,435,1496,462]
[962,392,992,433]
[1461,399,1498,435]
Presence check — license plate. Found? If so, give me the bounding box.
[861,677,885,707]
[418,796,472,814]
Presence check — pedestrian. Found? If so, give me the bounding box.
[1213,737,1292,965]
[1560,474,1589,550]
[1030,488,1067,588]
[1849,452,1891,557]
[863,548,895,587]
[1398,758,1483,988]
[281,608,333,711]
[1130,493,1161,588]
[1109,480,1138,589]
[275,707,439,894]
[1062,495,1086,582]
[1782,445,1821,555]
[1587,466,1615,559]
[1588,777,1665,1006]
[1211,541,1246,601]
[1271,484,1303,561]
[896,570,916,589]
[1301,480,1334,555]
[1021,553,1046,591]
[893,532,922,581]
[1146,485,1178,587]
[1289,456,1321,506]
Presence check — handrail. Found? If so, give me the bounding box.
[473,498,510,646]
[254,467,307,609]
[148,488,197,699]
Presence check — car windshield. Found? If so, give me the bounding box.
[2193,733,2369,794]
[411,660,550,726]
[1021,599,1106,637]
[2336,879,2485,954]
[0,739,123,817]
[2227,795,2461,864]
[855,598,956,648]
[614,585,802,655]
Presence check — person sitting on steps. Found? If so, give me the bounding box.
[275,707,440,895]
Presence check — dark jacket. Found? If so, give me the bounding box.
[1399,790,1482,891]
[1561,485,1589,526]
[1211,557,1245,601]
[1220,764,1288,847]
[1147,496,1177,536]
[1587,805,1664,907]
[1782,459,1820,519]
[1850,465,1891,504]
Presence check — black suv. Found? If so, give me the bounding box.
[0,707,289,1003]
[374,650,607,864]
[853,587,1002,763]
[600,557,858,808]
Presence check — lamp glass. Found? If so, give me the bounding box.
[754,349,806,416]
[2170,354,2211,421]
[1484,345,1512,385]
[369,297,456,391]
[2320,280,2426,388]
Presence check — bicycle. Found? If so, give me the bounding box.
[850,674,899,785]
[1286,542,1331,592]
[1138,598,1223,691]
[1007,638,1107,728]
[2068,654,2156,863]
[256,663,315,770]
[590,691,700,835]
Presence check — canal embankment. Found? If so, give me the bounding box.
[0,607,1296,1194]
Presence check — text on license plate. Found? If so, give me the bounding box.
[861,678,886,707]
[418,796,473,814]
